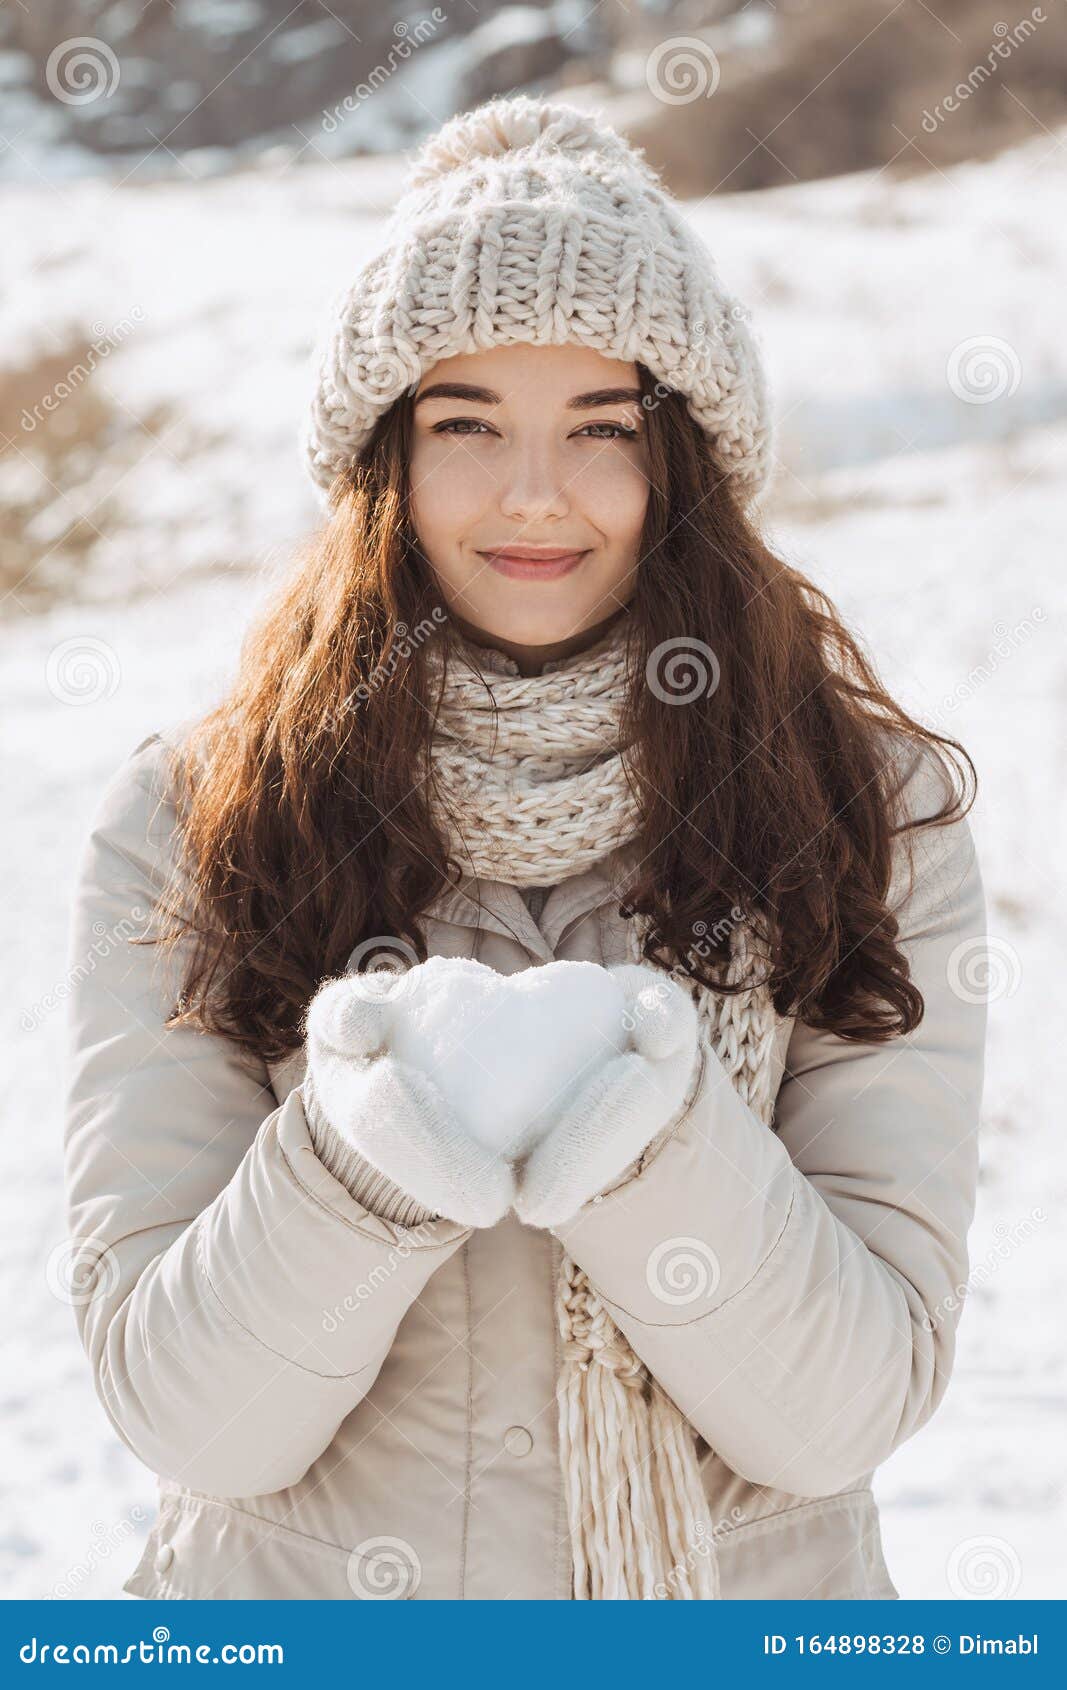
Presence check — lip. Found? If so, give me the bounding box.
[478,547,591,581]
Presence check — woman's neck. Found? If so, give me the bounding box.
[449,606,628,676]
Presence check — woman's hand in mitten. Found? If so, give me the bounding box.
[512,964,703,1230]
[303,967,517,1229]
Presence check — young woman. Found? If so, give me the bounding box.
[63,95,987,1601]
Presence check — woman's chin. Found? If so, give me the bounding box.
[455,602,600,651]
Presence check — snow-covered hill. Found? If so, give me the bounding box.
[0,0,608,182]
[2,126,1063,1598]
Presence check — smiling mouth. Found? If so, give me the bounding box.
[478,547,591,581]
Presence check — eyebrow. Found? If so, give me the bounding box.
[413,381,643,410]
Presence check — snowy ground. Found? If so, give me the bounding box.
[2,128,1064,1600]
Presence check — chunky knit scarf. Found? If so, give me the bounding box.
[424,618,779,1600]
[424,622,642,888]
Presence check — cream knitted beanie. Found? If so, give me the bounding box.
[301,93,773,505]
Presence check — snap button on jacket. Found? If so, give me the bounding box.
[62,728,987,1600]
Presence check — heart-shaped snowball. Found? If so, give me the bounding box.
[385,955,630,1160]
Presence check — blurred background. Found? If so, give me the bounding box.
[2,0,1063,1600]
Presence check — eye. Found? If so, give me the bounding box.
[432,417,494,436]
[575,421,641,441]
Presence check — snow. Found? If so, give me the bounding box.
[0,51,33,85]
[387,956,629,1157]
[174,0,265,35]
[467,7,563,57]
[2,122,1064,1598]
[270,21,350,66]
[0,19,467,184]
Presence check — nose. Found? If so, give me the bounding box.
[498,440,571,526]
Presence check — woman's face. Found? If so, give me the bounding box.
[408,342,650,661]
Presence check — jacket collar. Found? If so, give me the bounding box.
[420,837,643,965]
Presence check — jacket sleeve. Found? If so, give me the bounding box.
[551,740,988,1497]
[62,733,471,1500]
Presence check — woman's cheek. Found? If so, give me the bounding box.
[410,446,486,546]
[572,449,650,548]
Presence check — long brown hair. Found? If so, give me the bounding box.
[149,364,975,1065]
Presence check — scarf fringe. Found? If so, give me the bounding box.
[555,1247,721,1600]
[556,910,777,1600]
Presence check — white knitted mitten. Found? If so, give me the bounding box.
[513,964,703,1230]
[304,970,517,1229]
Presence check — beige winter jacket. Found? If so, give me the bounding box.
[62,718,987,1601]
